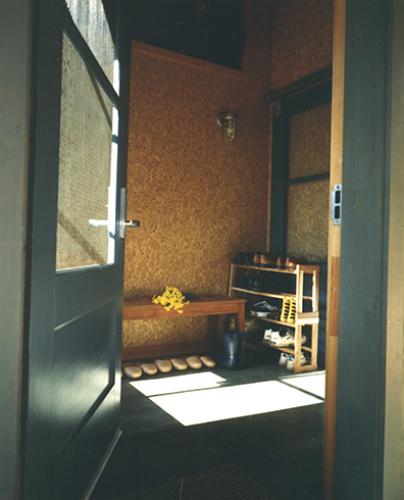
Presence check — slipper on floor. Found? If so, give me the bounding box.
[170,358,188,371]
[155,359,173,373]
[122,363,143,380]
[200,355,216,368]
[185,355,202,370]
[141,362,158,376]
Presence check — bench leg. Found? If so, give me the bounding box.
[235,304,245,331]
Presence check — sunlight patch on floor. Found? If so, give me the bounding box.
[280,371,326,399]
[130,371,226,397]
[149,379,323,426]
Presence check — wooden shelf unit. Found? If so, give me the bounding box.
[231,286,313,301]
[228,263,320,373]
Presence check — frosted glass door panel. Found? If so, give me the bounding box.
[65,0,115,86]
[288,104,331,179]
[56,34,117,271]
[287,180,329,262]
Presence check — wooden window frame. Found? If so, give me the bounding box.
[269,75,332,258]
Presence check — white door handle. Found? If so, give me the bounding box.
[119,188,141,238]
[123,219,141,229]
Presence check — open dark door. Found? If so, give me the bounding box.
[23,1,130,498]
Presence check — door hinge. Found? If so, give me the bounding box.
[331,184,342,225]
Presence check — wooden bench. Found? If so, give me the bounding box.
[123,295,246,361]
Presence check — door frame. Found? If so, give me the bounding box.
[268,77,332,258]
[1,0,402,498]
[324,0,345,497]
[0,1,33,498]
[333,0,389,494]
[327,0,403,498]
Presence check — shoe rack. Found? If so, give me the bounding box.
[228,262,320,373]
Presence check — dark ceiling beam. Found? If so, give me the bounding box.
[264,65,332,104]
[125,0,245,70]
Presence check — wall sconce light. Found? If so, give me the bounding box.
[217,111,237,142]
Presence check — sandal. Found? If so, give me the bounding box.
[170,358,188,371]
[200,355,216,368]
[122,363,143,380]
[185,355,202,370]
[140,362,158,376]
[155,359,173,373]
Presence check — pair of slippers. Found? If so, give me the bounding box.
[123,354,216,380]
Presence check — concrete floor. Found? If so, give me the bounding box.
[92,352,325,500]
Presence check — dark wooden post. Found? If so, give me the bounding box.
[0,1,33,499]
[334,0,404,498]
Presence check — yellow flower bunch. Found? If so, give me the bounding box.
[152,286,190,313]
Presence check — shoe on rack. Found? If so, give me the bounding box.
[278,352,289,367]
[269,329,306,347]
[287,297,296,323]
[250,300,271,318]
[253,252,263,266]
[260,254,278,267]
[263,328,279,343]
[251,301,278,318]
[269,329,286,344]
[284,257,297,270]
[267,306,280,319]
[280,297,291,323]
[271,329,295,347]
[286,353,307,371]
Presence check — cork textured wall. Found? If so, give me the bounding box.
[269,0,333,90]
[124,2,272,349]
[123,0,333,350]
